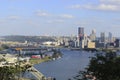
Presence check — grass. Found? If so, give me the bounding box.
[29,56,51,65]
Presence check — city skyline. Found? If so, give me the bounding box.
[0,0,120,37]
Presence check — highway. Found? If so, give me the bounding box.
[27,67,46,80]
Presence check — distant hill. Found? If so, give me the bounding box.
[1,35,56,43]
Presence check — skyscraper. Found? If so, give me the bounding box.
[90,29,96,41]
[78,27,84,41]
[78,27,84,48]
[108,32,112,42]
[101,32,105,42]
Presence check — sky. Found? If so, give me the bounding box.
[0,0,120,37]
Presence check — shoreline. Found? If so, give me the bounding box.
[29,56,51,65]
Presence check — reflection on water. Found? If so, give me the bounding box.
[33,49,95,80]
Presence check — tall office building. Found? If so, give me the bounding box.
[90,29,96,41]
[78,27,84,41]
[92,29,96,34]
[101,32,105,42]
[78,27,84,48]
[108,32,112,42]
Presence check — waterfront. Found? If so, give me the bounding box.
[33,49,95,80]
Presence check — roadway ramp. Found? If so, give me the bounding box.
[27,67,46,80]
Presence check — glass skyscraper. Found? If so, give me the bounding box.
[78,27,84,41]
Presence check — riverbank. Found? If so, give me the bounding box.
[29,49,63,65]
[29,56,51,65]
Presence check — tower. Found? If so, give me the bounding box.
[108,32,112,42]
[90,29,96,41]
[101,32,105,42]
[78,27,84,48]
[78,27,84,41]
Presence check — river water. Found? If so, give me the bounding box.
[33,48,95,80]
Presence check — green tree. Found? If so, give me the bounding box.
[1,44,9,49]
[0,66,17,80]
[87,51,120,80]
[72,51,120,80]
[0,64,31,80]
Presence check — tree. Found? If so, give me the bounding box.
[52,49,62,59]
[1,44,9,49]
[87,51,120,80]
[0,66,17,80]
[0,64,32,80]
[73,51,120,80]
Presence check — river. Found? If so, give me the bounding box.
[32,48,95,80]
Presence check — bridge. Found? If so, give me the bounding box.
[27,67,46,80]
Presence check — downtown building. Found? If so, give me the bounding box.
[78,27,85,48]
[77,27,96,49]
[100,32,105,43]
[90,29,96,41]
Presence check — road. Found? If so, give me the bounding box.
[27,67,46,80]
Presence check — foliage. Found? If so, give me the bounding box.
[52,49,62,58]
[0,58,6,62]
[1,44,9,49]
[0,47,4,51]
[0,66,17,80]
[3,35,55,43]
[0,64,32,80]
[0,44,9,51]
[87,51,120,80]
[72,51,120,80]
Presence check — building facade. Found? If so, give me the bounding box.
[100,32,105,42]
[90,29,96,41]
[78,27,84,48]
[108,32,112,42]
[78,27,84,41]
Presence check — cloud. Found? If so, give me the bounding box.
[60,14,74,19]
[70,4,81,9]
[8,16,20,20]
[47,19,64,23]
[96,4,119,11]
[100,0,120,4]
[36,10,50,17]
[70,4,120,11]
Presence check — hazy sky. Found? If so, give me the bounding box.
[1,0,120,37]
